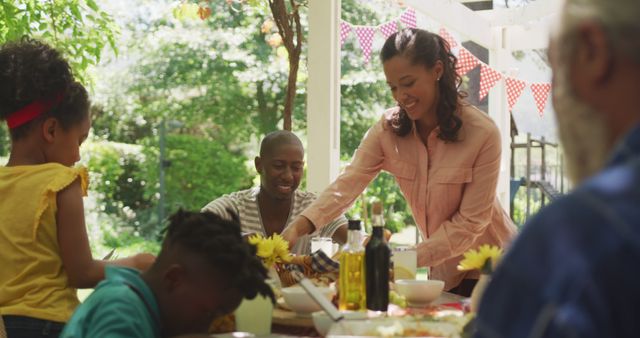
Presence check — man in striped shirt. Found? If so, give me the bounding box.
[202,131,347,255]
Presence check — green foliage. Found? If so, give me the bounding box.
[0,0,118,83]
[85,141,150,216]
[85,134,253,240]
[511,187,542,227]
[93,0,307,146]
[102,230,161,256]
[139,133,254,223]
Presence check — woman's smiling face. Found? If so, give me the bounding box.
[383,54,442,122]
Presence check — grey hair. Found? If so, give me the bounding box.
[561,0,640,63]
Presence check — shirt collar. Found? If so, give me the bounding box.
[607,123,640,167]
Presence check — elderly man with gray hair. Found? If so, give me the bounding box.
[475,0,640,337]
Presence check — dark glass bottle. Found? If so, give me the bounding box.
[365,203,390,311]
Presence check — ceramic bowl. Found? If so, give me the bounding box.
[394,279,445,306]
[281,285,335,314]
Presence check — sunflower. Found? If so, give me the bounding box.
[457,245,503,274]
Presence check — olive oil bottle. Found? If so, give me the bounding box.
[339,220,366,311]
[365,201,390,311]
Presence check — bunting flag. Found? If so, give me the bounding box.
[338,9,552,118]
[340,21,352,47]
[355,26,376,64]
[505,77,527,112]
[530,83,552,116]
[400,8,417,28]
[479,64,502,101]
[457,48,479,76]
[378,20,398,39]
[438,27,458,49]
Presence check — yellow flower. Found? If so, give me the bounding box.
[248,233,292,268]
[457,245,503,274]
[271,234,292,263]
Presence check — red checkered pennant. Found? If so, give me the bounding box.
[438,27,458,49]
[340,21,352,47]
[354,26,376,64]
[505,77,527,112]
[479,64,503,100]
[457,48,479,76]
[400,8,417,28]
[378,20,398,39]
[530,82,552,117]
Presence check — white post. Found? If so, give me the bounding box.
[488,27,511,213]
[306,0,342,193]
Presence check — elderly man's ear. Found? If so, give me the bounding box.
[573,22,614,91]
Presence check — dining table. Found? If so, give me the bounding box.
[270,291,468,337]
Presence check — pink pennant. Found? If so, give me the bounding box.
[438,27,458,49]
[340,21,352,47]
[400,8,417,28]
[378,21,398,39]
[456,48,479,76]
[530,83,551,117]
[355,26,376,64]
[479,64,502,101]
[505,77,527,112]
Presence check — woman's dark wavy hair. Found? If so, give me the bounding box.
[162,209,275,303]
[380,28,465,142]
[0,38,89,140]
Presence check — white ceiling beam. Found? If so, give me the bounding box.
[503,15,556,50]
[476,0,562,27]
[404,0,494,49]
[407,0,558,51]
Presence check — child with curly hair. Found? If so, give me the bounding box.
[0,39,154,337]
[61,210,274,338]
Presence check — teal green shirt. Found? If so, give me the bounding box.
[61,266,161,338]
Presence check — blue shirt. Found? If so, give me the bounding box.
[60,266,161,338]
[475,124,640,338]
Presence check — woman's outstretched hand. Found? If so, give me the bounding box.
[282,216,314,248]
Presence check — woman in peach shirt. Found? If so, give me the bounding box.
[285,28,517,295]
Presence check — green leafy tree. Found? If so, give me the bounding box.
[177,0,305,131]
[0,0,118,82]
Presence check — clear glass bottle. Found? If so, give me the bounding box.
[339,220,366,311]
[365,201,390,311]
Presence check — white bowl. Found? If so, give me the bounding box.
[394,279,445,306]
[281,285,335,314]
[312,310,367,336]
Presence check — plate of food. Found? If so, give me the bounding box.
[327,313,474,338]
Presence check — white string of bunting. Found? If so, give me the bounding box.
[341,7,551,117]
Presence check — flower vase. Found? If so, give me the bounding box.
[470,274,491,312]
[268,266,282,289]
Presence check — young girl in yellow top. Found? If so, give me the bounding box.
[0,39,155,338]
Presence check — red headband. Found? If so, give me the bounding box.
[6,92,64,129]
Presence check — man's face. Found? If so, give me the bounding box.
[549,17,611,184]
[256,143,304,200]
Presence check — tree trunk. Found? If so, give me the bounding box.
[268,0,303,131]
